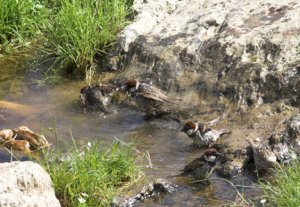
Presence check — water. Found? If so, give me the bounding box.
[0,58,262,206]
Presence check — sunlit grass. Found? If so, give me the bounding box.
[0,0,134,78]
[46,0,133,77]
[261,160,300,206]
[41,140,143,207]
[0,0,47,51]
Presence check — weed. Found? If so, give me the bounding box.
[0,0,47,51]
[41,140,143,207]
[46,0,133,77]
[261,160,300,206]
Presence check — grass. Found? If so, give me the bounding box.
[40,140,143,207]
[0,0,134,79]
[0,0,47,51]
[47,0,132,77]
[261,160,300,206]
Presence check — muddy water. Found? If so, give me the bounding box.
[0,59,262,206]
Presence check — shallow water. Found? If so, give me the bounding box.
[0,59,262,206]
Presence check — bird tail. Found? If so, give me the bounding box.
[219,128,231,135]
[206,117,220,127]
[164,97,182,104]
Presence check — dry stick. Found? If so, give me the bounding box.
[4,147,20,161]
[190,178,251,206]
[145,151,153,168]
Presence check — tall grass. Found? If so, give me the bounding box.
[261,160,300,206]
[41,141,142,207]
[0,0,134,78]
[47,0,133,77]
[0,0,47,50]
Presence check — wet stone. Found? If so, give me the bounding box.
[111,178,178,207]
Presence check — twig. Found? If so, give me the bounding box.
[4,147,20,161]
[145,151,153,168]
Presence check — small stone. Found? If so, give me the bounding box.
[254,137,261,142]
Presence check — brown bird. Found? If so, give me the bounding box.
[179,148,223,179]
[80,84,118,113]
[4,140,31,154]
[246,139,280,171]
[125,79,180,111]
[181,121,231,147]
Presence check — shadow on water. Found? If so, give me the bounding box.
[0,59,262,206]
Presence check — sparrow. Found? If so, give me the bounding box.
[80,83,118,113]
[13,126,49,151]
[246,139,280,171]
[179,148,223,179]
[125,79,180,111]
[181,121,231,147]
[3,140,31,154]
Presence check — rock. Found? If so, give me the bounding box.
[217,158,244,178]
[0,161,61,207]
[265,113,300,162]
[0,126,50,154]
[112,178,177,207]
[286,114,300,140]
[108,0,300,110]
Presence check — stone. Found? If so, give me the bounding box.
[108,0,300,110]
[0,161,61,207]
[112,178,177,207]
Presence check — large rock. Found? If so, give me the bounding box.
[108,0,300,109]
[0,161,61,207]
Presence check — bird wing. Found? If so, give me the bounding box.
[99,84,117,95]
[138,84,170,103]
[181,157,205,174]
[206,117,220,127]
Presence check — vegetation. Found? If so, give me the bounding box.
[0,0,47,51]
[41,141,143,207]
[48,0,132,76]
[0,0,133,78]
[262,160,300,206]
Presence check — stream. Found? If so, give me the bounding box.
[0,57,262,206]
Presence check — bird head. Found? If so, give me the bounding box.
[181,121,198,136]
[125,79,139,93]
[203,148,223,163]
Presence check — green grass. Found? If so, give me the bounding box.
[0,0,133,78]
[0,0,47,51]
[47,0,132,77]
[41,141,143,207]
[261,160,300,206]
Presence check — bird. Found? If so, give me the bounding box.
[13,126,49,151]
[3,140,31,154]
[181,121,231,147]
[179,148,223,179]
[246,139,280,171]
[80,83,118,113]
[124,79,180,111]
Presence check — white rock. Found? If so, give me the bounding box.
[0,161,61,207]
[111,0,300,108]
